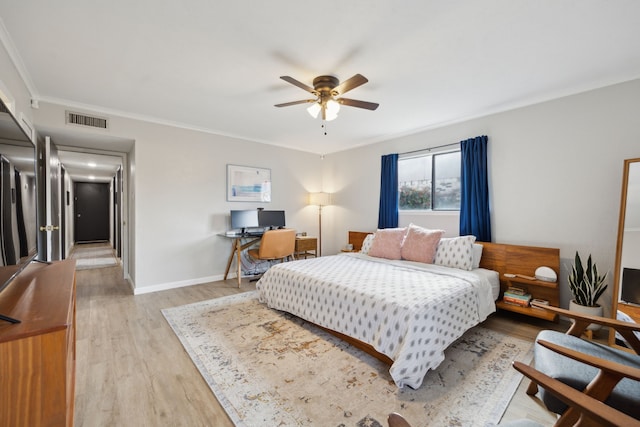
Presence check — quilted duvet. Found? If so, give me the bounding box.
[257,252,496,388]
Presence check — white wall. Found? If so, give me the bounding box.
[324,78,640,314]
[33,102,323,292]
[0,42,33,131]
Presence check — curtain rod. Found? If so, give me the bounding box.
[400,142,460,156]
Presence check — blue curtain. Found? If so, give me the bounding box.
[460,135,491,241]
[378,153,399,229]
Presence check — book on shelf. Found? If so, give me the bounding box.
[530,298,550,308]
[503,292,532,307]
[503,291,532,301]
[506,286,527,296]
[502,298,530,307]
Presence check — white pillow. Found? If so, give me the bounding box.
[434,235,477,271]
[360,234,375,255]
[472,243,483,269]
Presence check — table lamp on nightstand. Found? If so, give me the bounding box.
[308,192,331,256]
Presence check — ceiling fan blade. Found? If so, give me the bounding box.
[333,74,368,95]
[280,76,316,93]
[338,98,379,110]
[274,99,316,107]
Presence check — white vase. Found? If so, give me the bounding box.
[569,300,603,331]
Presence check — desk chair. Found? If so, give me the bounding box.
[247,228,296,266]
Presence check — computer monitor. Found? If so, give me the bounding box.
[258,210,286,229]
[230,210,259,233]
[621,267,640,305]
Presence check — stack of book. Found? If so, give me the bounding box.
[503,286,532,307]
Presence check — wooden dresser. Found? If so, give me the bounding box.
[0,259,76,427]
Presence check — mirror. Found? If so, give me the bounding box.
[0,99,38,291]
[610,157,640,347]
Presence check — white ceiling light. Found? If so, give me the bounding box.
[307,102,321,119]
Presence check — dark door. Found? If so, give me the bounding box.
[75,182,110,242]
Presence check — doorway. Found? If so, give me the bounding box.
[74,182,110,243]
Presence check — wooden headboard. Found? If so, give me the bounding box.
[348,231,373,251]
[478,241,560,281]
[347,231,560,282]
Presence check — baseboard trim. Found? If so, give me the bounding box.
[133,274,225,295]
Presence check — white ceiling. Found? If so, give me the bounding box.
[1,1,640,159]
[57,149,124,183]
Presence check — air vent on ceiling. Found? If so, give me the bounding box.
[66,111,109,129]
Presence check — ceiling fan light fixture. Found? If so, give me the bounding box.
[326,99,340,116]
[276,74,378,124]
[324,108,339,122]
[307,102,321,119]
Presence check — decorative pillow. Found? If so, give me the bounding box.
[434,235,477,270]
[400,225,444,263]
[360,233,375,255]
[472,243,483,269]
[368,227,407,260]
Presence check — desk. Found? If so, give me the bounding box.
[295,236,317,259]
[220,233,262,287]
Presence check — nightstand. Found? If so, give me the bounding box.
[295,236,317,259]
[497,276,560,321]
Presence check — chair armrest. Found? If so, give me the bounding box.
[513,361,640,427]
[531,302,640,353]
[537,339,640,382]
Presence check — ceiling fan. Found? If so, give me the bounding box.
[275,74,379,121]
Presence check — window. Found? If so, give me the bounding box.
[399,150,461,211]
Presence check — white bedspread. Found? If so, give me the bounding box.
[256,252,496,388]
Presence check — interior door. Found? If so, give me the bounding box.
[42,136,62,262]
[75,182,110,242]
[60,166,66,259]
[113,167,122,257]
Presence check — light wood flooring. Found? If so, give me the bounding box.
[74,256,573,426]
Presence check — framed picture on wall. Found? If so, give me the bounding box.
[226,164,271,202]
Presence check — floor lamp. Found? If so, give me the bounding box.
[308,192,331,257]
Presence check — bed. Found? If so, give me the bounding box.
[257,227,556,389]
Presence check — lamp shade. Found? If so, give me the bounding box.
[324,99,340,121]
[308,192,331,206]
[307,102,321,119]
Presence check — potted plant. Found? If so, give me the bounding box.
[568,251,608,328]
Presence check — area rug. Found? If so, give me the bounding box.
[70,244,118,270]
[162,292,533,427]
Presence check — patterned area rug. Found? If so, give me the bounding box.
[162,292,533,427]
[70,244,118,270]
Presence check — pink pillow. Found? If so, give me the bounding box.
[368,228,407,260]
[401,225,444,263]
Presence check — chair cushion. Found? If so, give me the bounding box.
[533,330,640,418]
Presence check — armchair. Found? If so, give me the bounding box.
[526,303,640,426]
[389,321,640,427]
